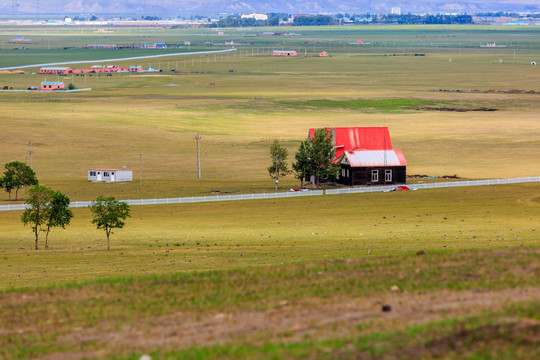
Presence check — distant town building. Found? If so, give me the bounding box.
[84,44,118,49]
[144,42,167,49]
[41,82,65,90]
[241,13,268,21]
[391,7,402,15]
[40,66,72,74]
[129,65,143,72]
[273,50,297,56]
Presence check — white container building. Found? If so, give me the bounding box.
[88,167,132,182]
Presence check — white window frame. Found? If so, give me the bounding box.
[385,169,392,182]
[371,170,378,182]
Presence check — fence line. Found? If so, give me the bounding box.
[1,177,539,212]
[325,177,540,195]
[0,190,324,211]
[0,48,238,71]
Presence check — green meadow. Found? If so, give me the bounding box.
[0,25,539,359]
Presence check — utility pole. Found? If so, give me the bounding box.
[138,153,143,187]
[195,133,201,179]
[273,156,279,191]
[28,141,33,169]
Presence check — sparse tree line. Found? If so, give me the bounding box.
[213,13,474,27]
[1,161,130,251]
[269,128,340,189]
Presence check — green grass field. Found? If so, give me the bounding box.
[0,25,539,359]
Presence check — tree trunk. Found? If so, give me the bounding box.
[45,228,50,250]
[107,232,110,251]
[15,188,19,201]
[34,228,39,250]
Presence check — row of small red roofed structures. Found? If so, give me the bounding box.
[272,50,330,57]
[39,65,145,75]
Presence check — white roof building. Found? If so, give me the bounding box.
[241,13,268,21]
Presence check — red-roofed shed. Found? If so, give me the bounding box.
[308,127,407,186]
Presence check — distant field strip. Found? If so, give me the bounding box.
[1,177,539,212]
[0,48,238,71]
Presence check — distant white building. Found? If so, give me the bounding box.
[391,7,402,15]
[88,167,132,182]
[241,13,268,21]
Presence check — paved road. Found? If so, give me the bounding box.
[0,48,238,71]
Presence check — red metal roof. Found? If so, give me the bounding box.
[342,150,408,167]
[308,127,394,159]
[308,127,407,167]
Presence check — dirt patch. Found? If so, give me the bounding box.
[433,89,537,94]
[44,287,540,360]
[417,107,498,112]
[328,321,540,360]
[421,322,539,354]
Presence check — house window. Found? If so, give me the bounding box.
[346,169,349,178]
[342,169,345,177]
[385,170,392,182]
[371,170,379,182]
[112,172,115,175]
[104,172,109,177]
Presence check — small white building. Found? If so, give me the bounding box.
[88,168,132,182]
[241,13,268,21]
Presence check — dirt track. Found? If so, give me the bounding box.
[42,286,539,359]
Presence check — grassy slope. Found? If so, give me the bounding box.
[1,184,538,289]
[0,25,539,359]
[1,249,538,359]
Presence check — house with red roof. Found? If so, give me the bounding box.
[308,127,407,186]
[40,81,65,90]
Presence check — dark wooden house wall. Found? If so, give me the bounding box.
[338,165,406,186]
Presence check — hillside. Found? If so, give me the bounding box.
[1,0,538,16]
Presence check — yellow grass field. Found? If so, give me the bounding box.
[0,25,539,360]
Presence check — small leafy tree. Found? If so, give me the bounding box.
[21,185,53,250]
[44,191,73,250]
[1,161,38,201]
[268,140,290,190]
[293,129,340,189]
[292,140,312,187]
[89,196,131,251]
[21,185,73,250]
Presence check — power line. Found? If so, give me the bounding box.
[1,154,27,166]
